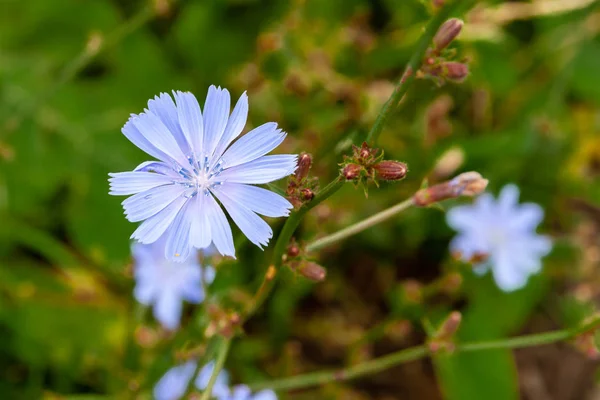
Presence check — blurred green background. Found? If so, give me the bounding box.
[1,0,600,399]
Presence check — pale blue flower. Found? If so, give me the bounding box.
[133,238,215,330]
[153,360,197,400]
[195,361,231,399]
[221,385,278,400]
[110,87,297,261]
[446,184,552,291]
[154,360,230,400]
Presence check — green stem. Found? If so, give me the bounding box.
[306,197,414,252]
[242,178,345,321]
[199,339,232,400]
[365,1,463,145]
[248,316,600,392]
[242,0,463,322]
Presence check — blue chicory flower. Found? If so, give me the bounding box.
[133,237,215,330]
[446,184,552,291]
[154,360,230,400]
[153,360,197,400]
[222,385,278,400]
[109,86,297,261]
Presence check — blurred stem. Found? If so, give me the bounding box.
[365,1,462,145]
[249,316,600,391]
[306,197,414,252]
[7,4,160,130]
[199,338,232,400]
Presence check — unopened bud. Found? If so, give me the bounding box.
[451,171,488,196]
[444,62,469,82]
[373,160,408,181]
[300,188,314,201]
[290,260,327,282]
[287,243,300,258]
[429,311,462,353]
[437,311,462,339]
[413,171,488,207]
[295,152,312,181]
[433,19,463,51]
[342,163,361,180]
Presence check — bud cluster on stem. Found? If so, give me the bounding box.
[341,142,408,194]
[287,152,318,208]
[418,18,469,85]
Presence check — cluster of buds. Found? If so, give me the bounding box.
[205,304,242,338]
[341,142,408,194]
[413,171,488,207]
[284,239,327,282]
[418,18,469,85]
[428,311,462,354]
[287,153,319,208]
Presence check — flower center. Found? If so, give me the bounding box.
[176,154,225,198]
[487,227,508,247]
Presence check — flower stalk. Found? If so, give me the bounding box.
[248,316,600,392]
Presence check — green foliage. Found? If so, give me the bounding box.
[1,0,600,398]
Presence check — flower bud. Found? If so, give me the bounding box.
[444,62,469,82]
[413,171,488,207]
[290,260,327,282]
[429,311,462,353]
[433,19,463,51]
[451,171,488,196]
[287,242,300,258]
[300,188,314,201]
[342,163,361,180]
[373,160,408,181]
[437,311,462,340]
[295,152,312,181]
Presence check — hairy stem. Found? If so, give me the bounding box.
[248,316,600,392]
[306,197,414,252]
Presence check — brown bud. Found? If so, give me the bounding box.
[287,243,300,258]
[295,152,312,180]
[444,62,469,82]
[300,188,314,201]
[373,160,408,181]
[342,163,362,180]
[437,311,462,340]
[413,171,488,207]
[290,260,327,282]
[433,19,463,51]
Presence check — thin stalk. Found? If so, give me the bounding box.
[248,316,600,392]
[199,339,232,400]
[365,1,463,145]
[306,197,414,252]
[242,178,345,321]
[242,0,464,323]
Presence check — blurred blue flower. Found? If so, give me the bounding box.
[133,238,215,330]
[222,385,278,400]
[154,360,230,400]
[446,184,552,291]
[195,361,231,399]
[153,360,197,400]
[109,86,297,261]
